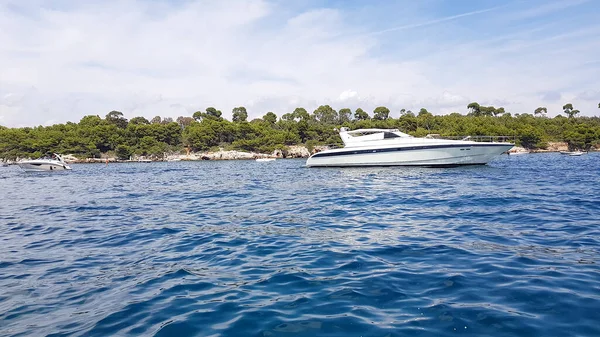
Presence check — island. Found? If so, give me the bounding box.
[1,103,599,163]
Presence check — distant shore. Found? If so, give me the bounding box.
[58,145,317,164]
[63,142,595,163]
[2,142,596,165]
[506,141,598,154]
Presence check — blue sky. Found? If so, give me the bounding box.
[1,0,599,127]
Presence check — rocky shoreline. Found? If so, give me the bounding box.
[60,145,319,163]
[506,141,599,154]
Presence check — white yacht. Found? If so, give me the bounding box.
[17,153,72,172]
[305,128,514,167]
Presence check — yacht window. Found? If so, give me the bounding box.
[383,132,400,139]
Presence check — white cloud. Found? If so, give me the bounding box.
[1,0,599,127]
[338,90,358,101]
[435,91,469,108]
[576,90,600,101]
[1,93,24,107]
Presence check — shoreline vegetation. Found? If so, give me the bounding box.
[21,142,576,164]
[1,102,599,163]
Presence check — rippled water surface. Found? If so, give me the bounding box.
[1,154,599,337]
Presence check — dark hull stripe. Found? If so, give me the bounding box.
[309,143,511,158]
[308,163,487,168]
[306,153,491,167]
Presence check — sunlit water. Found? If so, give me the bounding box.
[1,153,599,337]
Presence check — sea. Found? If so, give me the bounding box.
[1,153,599,337]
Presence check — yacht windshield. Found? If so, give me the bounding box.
[383,132,401,139]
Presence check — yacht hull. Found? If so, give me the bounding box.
[18,161,72,172]
[306,143,513,167]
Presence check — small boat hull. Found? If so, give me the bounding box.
[17,161,72,172]
[560,151,587,156]
[256,158,276,162]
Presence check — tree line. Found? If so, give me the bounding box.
[1,102,599,159]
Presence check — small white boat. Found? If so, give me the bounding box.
[561,151,587,156]
[256,158,276,162]
[138,158,152,163]
[508,150,529,155]
[17,153,72,172]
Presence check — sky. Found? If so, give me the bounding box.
[1,0,599,127]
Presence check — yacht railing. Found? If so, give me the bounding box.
[322,144,344,149]
[425,134,516,143]
[318,135,515,151]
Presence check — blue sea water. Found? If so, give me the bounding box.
[1,153,599,337]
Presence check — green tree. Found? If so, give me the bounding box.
[151,116,162,124]
[205,107,223,121]
[338,108,352,124]
[467,102,481,116]
[79,115,103,127]
[564,124,596,150]
[281,113,295,121]
[182,121,218,151]
[518,126,546,149]
[106,111,128,128]
[176,116,194,128]
[493,107,505,117]
[417,108,431,117]
[293,107,310,121]
[400,108,411,117]
[193,107,223,122]
[562,103,579,118]
[115,145,132,160]
[354,108,369,121]
[373,106,390,120]
[136,136,164,156]
[129,117,150,125]
[313,105,337,124]
[534,107,547,117]
[263,112,277,124]
[480,106,495,117]
[232,107,248,123]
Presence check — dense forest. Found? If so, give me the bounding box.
[1,102,599,160]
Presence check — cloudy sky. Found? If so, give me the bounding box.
[1,0,599,127]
